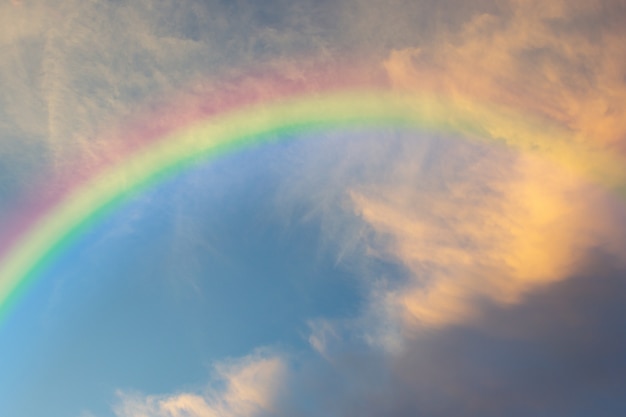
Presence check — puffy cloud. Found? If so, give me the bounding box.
[113,351,286,417]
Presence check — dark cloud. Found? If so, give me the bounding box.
[262,249,626,417]
[394,253,626,416]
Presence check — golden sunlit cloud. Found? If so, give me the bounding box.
[352,150,624,329]
[385,0,626,151]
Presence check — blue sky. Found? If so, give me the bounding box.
[1,1,626,417]
[0,133,372,416]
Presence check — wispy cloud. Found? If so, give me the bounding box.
[384,0,626,150]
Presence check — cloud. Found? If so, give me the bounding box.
[247,253,626,417]
[371,254,626,417]
[384,0,626,150]
[0,0,338,181]
[350,149,625,329]
[113,351,286,417]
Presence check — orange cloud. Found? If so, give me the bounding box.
[384,0,626,151]
[352,150,624,329]
[341,0,626,332]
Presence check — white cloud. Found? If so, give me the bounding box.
[113,351,286,417]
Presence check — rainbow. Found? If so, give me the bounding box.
[1,69,625,323]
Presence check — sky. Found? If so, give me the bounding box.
[1,1,626,416]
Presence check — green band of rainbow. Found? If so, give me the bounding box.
[1,90,624,322]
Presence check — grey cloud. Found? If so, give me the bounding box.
[383,253,626,417]
[1,0,339,180]
[259,251,626,417]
